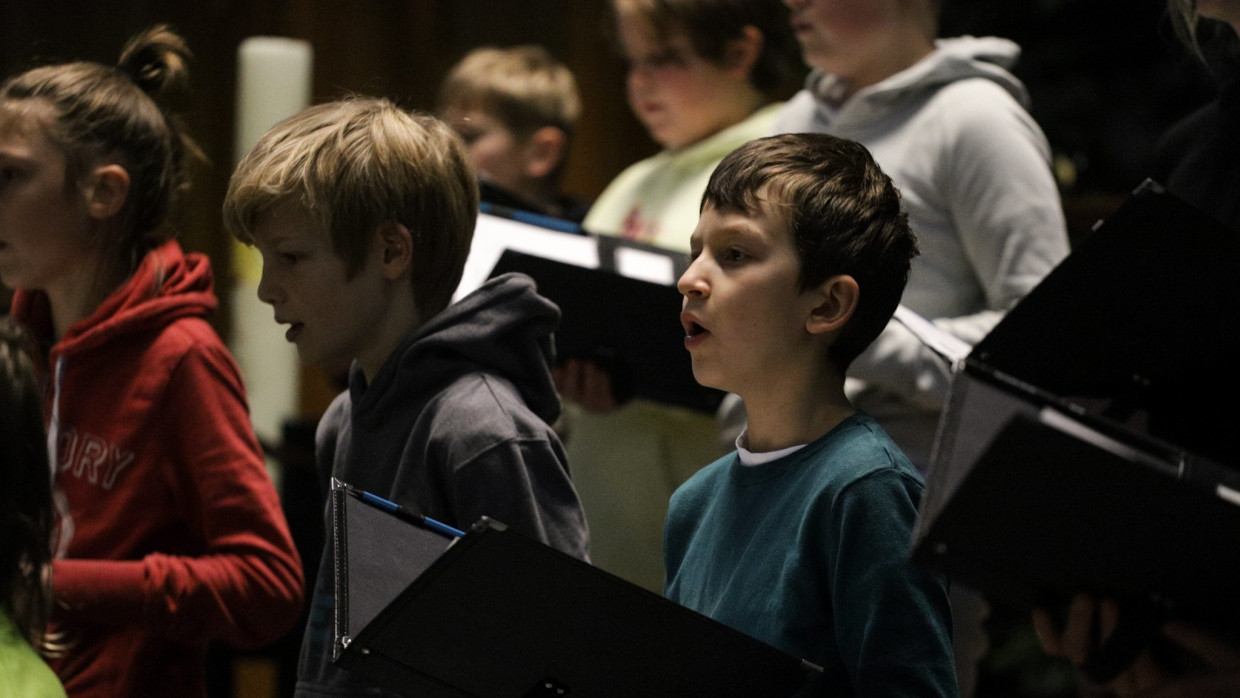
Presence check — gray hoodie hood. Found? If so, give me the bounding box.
[348,272,562,425]
[782,36,1030,133]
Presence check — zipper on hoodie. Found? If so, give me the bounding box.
[48,354,74,558]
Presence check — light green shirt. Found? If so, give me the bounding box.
[0,609,66,698]
[582,103,783,251]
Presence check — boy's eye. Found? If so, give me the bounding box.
[646,51,677,68]
[278,252,303,265]
[721,248,748,263]
[629,49,686,73]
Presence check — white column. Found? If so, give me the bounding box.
[229,37,314,451]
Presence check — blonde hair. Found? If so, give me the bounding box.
[224,97,479,319]
[437,45,581,137]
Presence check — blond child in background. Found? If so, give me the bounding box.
[438,44,589,223]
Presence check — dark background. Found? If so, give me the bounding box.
[1,0,1217,413]
[0,3,1219,696]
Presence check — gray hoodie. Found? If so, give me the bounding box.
[774,36,1070,468]
[296,272,590,697]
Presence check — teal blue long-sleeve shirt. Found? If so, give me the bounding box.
[664,413,958,696]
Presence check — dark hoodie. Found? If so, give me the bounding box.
[296,272,590,697]
[10,239,304,698]
[1154,73,1240,232]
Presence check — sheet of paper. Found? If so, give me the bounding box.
[893,305,972,366]
[454,213,599,300]
[615,247,677,285]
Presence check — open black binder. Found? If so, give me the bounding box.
[910,180,1240,631]
[489,241,724,413]
[331,480,819,698]
[455,210,723,413]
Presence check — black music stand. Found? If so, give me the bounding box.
[331,481,820,698]
[911,180,1240,635]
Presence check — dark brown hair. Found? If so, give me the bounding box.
[702,133,918,370]
[0,318,53,650]
[1166,0,1240,68]
[612,0,802,93]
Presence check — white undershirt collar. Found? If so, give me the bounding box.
[735,428,808,467]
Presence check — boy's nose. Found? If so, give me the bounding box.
[677,264,708,298]
[627,65,652,93]
[256,268,280,306]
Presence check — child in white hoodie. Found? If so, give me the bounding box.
[768,1,1072,695]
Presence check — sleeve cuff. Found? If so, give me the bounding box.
[53,558,148,622]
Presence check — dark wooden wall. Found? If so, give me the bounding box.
[0,0,1215,417]
[0,1,655,310]
[1,0,660,414]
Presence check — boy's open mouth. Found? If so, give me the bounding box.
[680,312,709,343]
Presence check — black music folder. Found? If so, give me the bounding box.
[331,480,820,698]
[489,238,724,413]
[910,180,1240,631]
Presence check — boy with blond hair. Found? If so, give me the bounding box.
[665,132,956,695]
[223,97,590,697]
[438,44,588,222]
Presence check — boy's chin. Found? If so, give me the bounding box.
[293,346,334,369]
[690,368,731,394]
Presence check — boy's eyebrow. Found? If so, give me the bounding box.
[248,225,296,247]
[711,220,766,242]
[0,148,33,163]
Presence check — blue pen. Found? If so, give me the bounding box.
[359,491,466,538]
[479,201,582,234]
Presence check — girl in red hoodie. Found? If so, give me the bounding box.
[0,25,304,697]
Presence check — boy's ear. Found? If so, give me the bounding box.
[376,220,414,281]
[724,25,764,79]
[522,126,568,180]
[84,164,131,220]
[806,274,859,335]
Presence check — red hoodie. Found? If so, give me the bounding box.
[11,239,304,698]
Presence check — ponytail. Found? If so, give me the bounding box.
[117,25,192,97]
